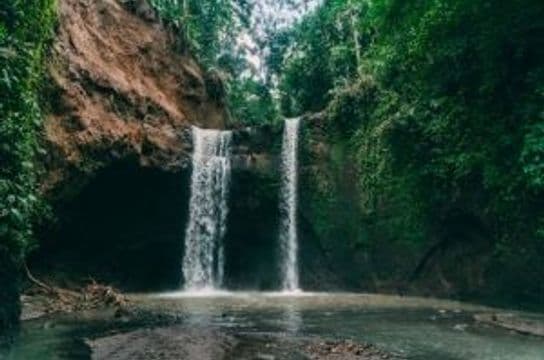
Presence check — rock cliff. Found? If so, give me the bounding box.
[42,0,226,199]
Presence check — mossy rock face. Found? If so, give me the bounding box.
[297,117,371,290]
[224,171,281,290]
[0,248,20,339]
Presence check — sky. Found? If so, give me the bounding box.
[237,0,321,79]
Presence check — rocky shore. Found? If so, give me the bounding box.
[305,340,400,360]
[87,326,402,360]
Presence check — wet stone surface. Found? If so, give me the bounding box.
[305,340,402,360]
[87,328,400,360]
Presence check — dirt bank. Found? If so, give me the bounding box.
[43,0,227,199]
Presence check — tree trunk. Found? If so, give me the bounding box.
[349,0,362,78]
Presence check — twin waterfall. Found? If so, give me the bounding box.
[182,120,301,292]
[182,127,232,291]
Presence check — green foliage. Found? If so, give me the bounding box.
[362,0,544,274]
[0,0,56,263]
[522,120,544,189]
[150,0,278,125]
[227,78,279,125]
[272,0,366,116]
[276,0,544,302]
[150,0,245,66]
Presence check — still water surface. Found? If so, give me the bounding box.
[3,292,544,359]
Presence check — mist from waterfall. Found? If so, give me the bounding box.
[182,127,232,291]
[279,118,301,292]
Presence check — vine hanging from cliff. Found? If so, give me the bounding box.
[0,1,56,262]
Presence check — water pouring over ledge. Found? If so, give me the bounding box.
[182,127,232,291]
[279,118,301,292]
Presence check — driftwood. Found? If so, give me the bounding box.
[23,263,126,315]
[24,261,81,299]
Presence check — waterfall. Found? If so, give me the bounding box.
[182,127,232,291]
[279,118,301,292]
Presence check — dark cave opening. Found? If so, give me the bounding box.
[32,160,190,292]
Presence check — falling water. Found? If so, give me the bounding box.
[182,127,232,291]
[279,118,301,292]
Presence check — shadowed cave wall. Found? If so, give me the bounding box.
[32,160,191,291]
[33,160,288,292]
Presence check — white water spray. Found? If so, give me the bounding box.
[279,118,301,292]
[182,127,232,291]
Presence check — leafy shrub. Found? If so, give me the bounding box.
[0,0,56,263]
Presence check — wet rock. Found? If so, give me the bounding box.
[255,354,275,360]
[453,323,468,331]
[304,340,403,360]
[87,327,237,360]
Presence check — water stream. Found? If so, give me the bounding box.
[279,118,301,292]
[182,127,232,291]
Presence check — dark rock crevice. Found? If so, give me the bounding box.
[0,248,20,341]
[223,171,281,290]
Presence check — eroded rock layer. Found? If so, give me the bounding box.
[43,0,226,199]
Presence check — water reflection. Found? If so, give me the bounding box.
[5,293,544,360]
[282,301,302,334]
